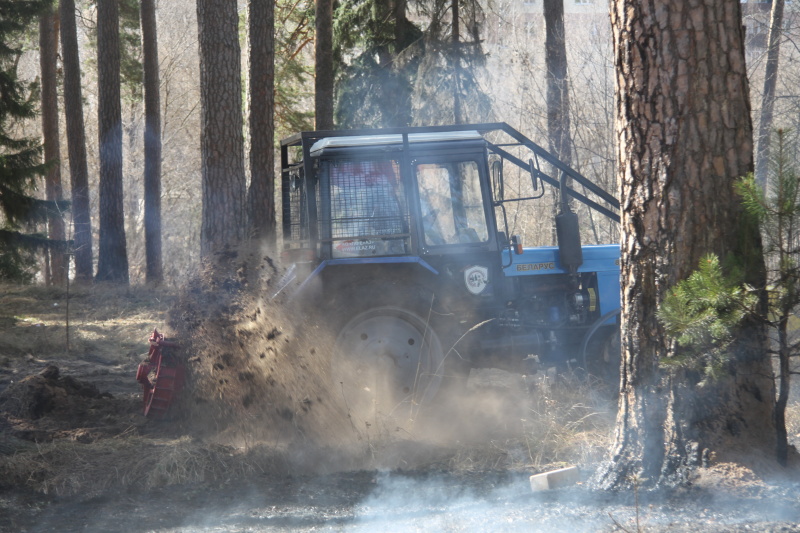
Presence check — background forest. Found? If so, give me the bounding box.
[2,0,800,286]
[3,3,800,526]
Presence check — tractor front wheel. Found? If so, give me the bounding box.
[332,306,446,425]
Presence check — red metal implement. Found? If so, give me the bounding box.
[136,328,185,418]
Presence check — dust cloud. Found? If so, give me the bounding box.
[164,243,610,473]
[154,245,799,533]
[166,245,355,452]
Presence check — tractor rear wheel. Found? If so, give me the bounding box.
[332,305,446,425]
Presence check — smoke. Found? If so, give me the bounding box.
[347,472,800,532]
[117,466,800,532]
[23,462,800,532]
[349,473,575,532]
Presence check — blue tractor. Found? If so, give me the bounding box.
[279,123,620,418]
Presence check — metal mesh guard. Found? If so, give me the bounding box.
[327,160,409,256]
[285,169,309,242]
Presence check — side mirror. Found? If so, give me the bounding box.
[491,159,504,201]
[497,231,508,248]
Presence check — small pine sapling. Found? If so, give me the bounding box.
[658,254,758,382]
[661,130,799,466]
[735,129,800,466]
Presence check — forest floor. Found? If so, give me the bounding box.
[0,281,799,532]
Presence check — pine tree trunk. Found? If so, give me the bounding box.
[141,0,163,284]
[197,0,247,256]
[248,0,276,242]
[544,0,572,228]
[39,8,66,286]
[596,0,776,489]
[394,0,406,45]
[95,0,129,283]
[315,0,334,130]
[452,0,462,125]
[776,316,791,466]
[375,2,392,68]
[754,0,785,191]
[59,0,93,282]
[390,0,414,128]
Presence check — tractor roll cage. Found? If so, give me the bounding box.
[280,122,620,248]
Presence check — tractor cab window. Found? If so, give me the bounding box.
[324,158,409,258]
[416,160,488,246]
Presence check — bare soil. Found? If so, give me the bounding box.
[1,255,799,532]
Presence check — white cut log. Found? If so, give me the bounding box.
[529,466,580,491]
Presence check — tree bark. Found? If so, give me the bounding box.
[374,2,392,68]
[59,0,93,282]
[392,0,415,128]
[394,0,407,45]
[544,0,572,225]
[197,0,247,257]
[39,7,66,286]
[597,0,776,489]
[141,0,163,284]
[452,0,462,125]
[776,314,791,466]
[96,0,129,283]
[315,0,334,130]
[248,0,276,243]
[754,0,785,191]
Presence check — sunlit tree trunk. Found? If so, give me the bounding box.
[39,7,65,286]
[96,0,129,283]
[544,0,572,235]
[197,0,247,256]
[754,0,785,191]
[452,0,462,125]
[596,0,776,489]
[248,0,276,242]
[59,0,93,282]
[141,0,163,284]
[315,0,334,130]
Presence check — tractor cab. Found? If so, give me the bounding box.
[282,129,500,260]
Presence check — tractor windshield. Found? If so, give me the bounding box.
[416,160,489,246]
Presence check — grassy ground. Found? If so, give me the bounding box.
[0,282,797,500]
[0,283,174,367]
[0,282,619,497]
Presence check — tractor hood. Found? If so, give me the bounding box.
[503,244,620,277]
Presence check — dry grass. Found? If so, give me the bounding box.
[0,283,174,363]
[1,437,157,496]
[518,373,615,469]
[0,435,303,496]
[332,368,617,474]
